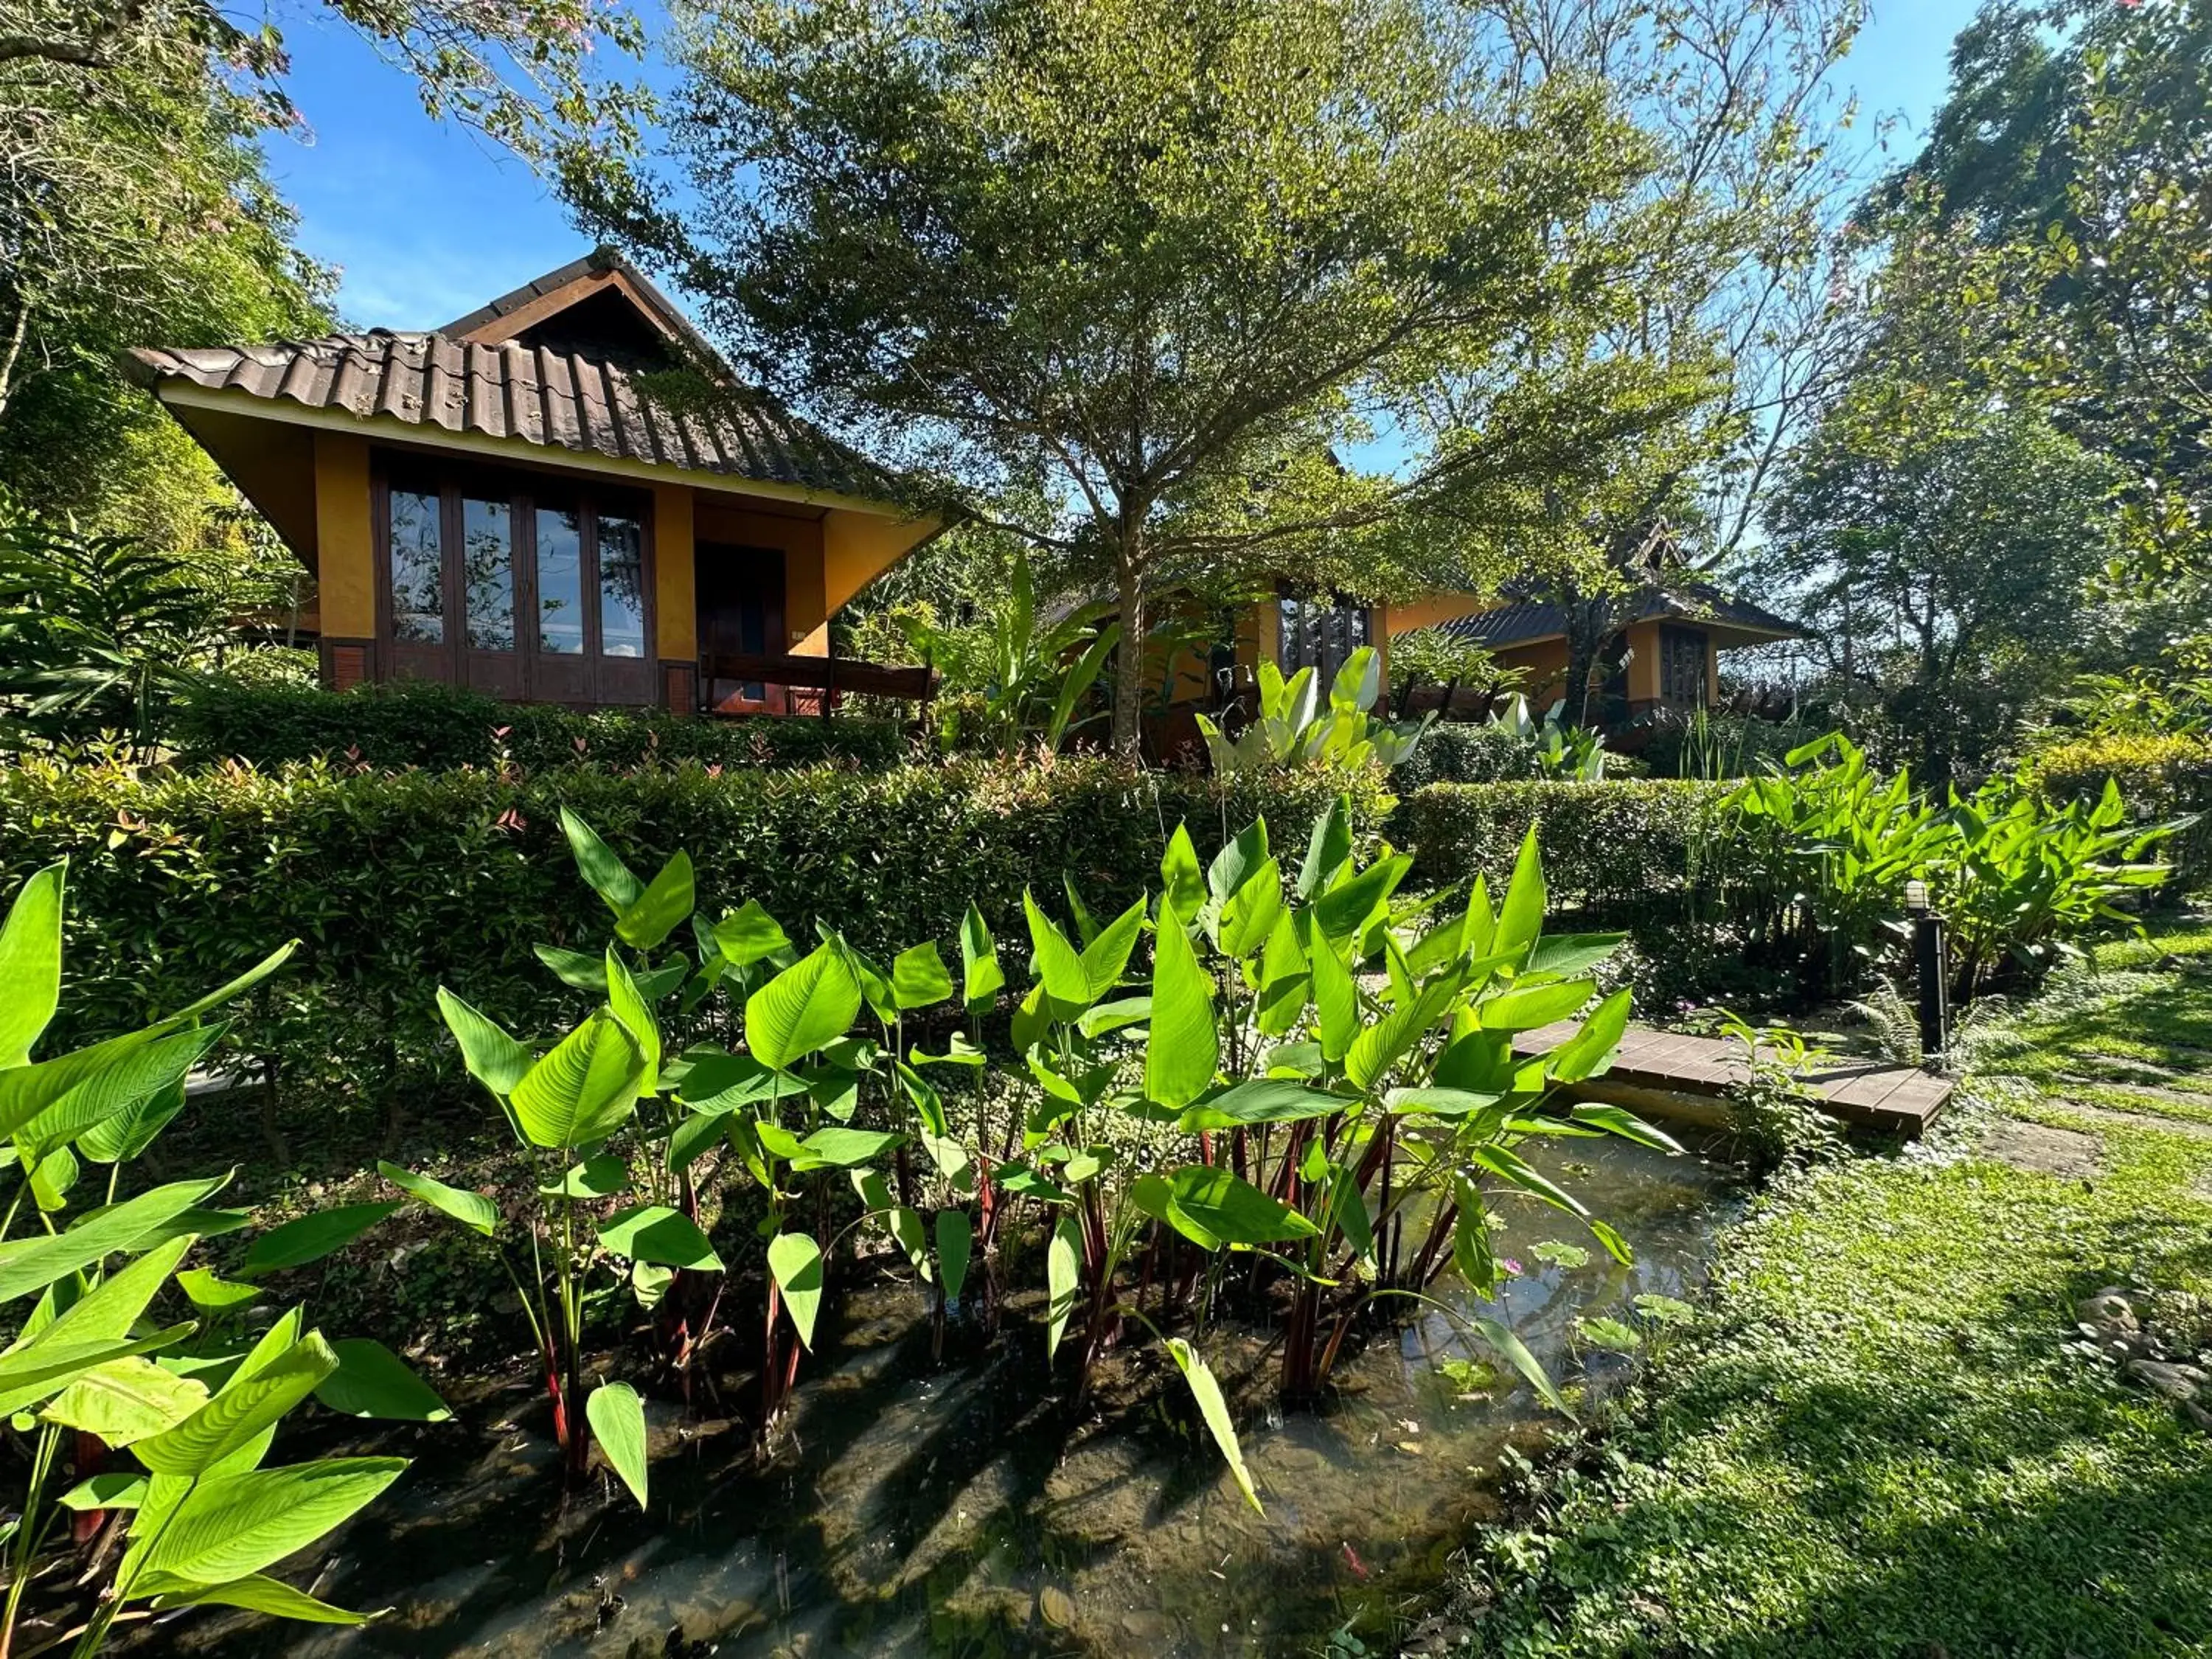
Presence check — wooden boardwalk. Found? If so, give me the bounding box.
[1514,1022,1955,1138]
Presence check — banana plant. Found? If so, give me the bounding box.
[0,863,430,1656]
[1197,647,1431,776]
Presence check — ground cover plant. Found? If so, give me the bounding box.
[1441,919,2212,1658]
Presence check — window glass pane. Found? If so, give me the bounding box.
[461,496,514,650]
[597,510,646,658]
[535,507,585,655]
[388,487,443,644]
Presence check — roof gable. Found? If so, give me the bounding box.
[439,248,722,367]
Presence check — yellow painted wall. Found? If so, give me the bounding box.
[1499,637,1570,706]
[312,431,375,638]
[1388,593,1489,635]
[652,484,696,660]
[824,509,934,616]
[1624,621,1662,704]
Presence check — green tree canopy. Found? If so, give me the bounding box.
[1769,389,2123,783]
[573,0,1703,748]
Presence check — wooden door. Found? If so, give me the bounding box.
[697,544,787,714]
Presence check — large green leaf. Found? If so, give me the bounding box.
[1346,975,1462,1092]
[41,1356,209,1445]
[888,942,954,1012]
[1311,855,1410,946]
[538,1154,629,1199]
[560,807,644,911]
[13,1234,193,1352]
[767,1231,824,1350]
[143,1572,371,1625]
[1022,889,1091,1008]
[959,902,1004,1014]
[1159,824,1208,923]
[1525,933,1628,978]
[1218,858,1284,960]
[509,1011,646,1149]
[1177,1079,1352,1131]
[1137,1166,1319,1250]
[313,1340,450,1422]
[378,1161,498,1237]
[75,1072,190,1166]
[1045,1212,1082,1362]
[597,1206,723,1271]
[434,989,533,1098]
[605,950,663,1091]
[129,1457,407,1587]
[239,1203,402,1279]
[1478,978,1596,1033]
[1543,990,1632,1082]
[745,945,861,1071]
[15,1035,220,1159]
[1165,1337,1262,1514]
[0,1175,226,1303]
[1307,925,1359,1062]
[1207,818,1270,906]
[715,900,793,968]
[0,1325,195,1417]
[936,1210,972,1304]
[587,1380,649,1509]
[1143,912,1217,1109]
[534,945,608,993]
[1296,795,1354,898]
[134,1332,340,1477]
[0,860,65,1068]
[1079,897,1148,998]
[790,1127,900,1170]
[616,852,695,950]
[1492,825,1547,965]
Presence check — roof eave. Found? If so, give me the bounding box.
[144,378,930,524]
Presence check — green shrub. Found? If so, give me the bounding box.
[0,754,1387,1147]
[167,678,916,773]
[2027,729,2212,883]
[1388,722,1544,790]
[1396,779,1731,915]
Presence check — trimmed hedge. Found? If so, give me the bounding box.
[1396,779,1730,915]
[168,679,916,773]
[0,754,1387,1135]
[1388,723,1545,790]
[2027,731,2212,884]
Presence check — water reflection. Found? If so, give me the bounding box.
[162,1135,1727,1658]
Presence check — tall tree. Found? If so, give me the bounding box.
[1408,0,1871,721]
[1769,388,2121,785]
[573,0,1699,751]
[1881,0,2212,627]
[0,0,644,543]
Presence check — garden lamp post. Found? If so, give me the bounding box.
[1905,880,1949,1068]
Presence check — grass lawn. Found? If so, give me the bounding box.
[1455,919,2212,1658]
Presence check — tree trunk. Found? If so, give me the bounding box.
[1110,546,1147,757]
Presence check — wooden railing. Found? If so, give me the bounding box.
[698,652,938,720]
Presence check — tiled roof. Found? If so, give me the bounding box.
[125,328,901,504]
[1438,581,1799,647]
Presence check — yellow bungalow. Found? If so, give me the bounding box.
[1388,584,1801,720]
[1136,577,1795,754]
[127,249,939,716]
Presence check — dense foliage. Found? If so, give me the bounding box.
[167,679,916,773]
[0,864,453,1652]
[0,756,1390,1147]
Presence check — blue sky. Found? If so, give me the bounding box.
[268,0,1986,333]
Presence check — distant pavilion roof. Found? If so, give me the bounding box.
[1439,581,1800,649]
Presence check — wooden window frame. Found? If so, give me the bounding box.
[370,452,658,706]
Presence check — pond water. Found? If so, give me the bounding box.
[161,1135,1731,1659]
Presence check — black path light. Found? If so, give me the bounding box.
[1905,879,1950,1069]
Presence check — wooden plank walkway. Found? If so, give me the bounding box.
[1514,1021,1955,1138]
